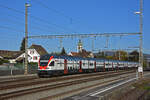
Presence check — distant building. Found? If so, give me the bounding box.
[0,44,48,63]
[69,49,94,58]
[77,39,83,52]
[0,50,23,59]
[68,40,94,58]
[144,54,150,67]
[68,52,79,57]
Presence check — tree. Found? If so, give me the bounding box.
[106,56,114,60]
[20,38,25,51]
[60,47,66,55]
[94,51,106,59]
[115,51,128,61]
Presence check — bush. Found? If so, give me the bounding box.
[0,60,3,65]
[0,59,9,65]
[29,62,38,65]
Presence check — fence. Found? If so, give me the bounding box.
[0,63,38,76]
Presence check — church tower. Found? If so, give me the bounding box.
[77,39,83,52]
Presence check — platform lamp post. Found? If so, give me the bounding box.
[24,3,30,75]
[135,0,143,79]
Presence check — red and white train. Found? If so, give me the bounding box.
[37,54,138,77]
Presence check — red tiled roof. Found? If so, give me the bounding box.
[29,44,48,55]
[0,50,23,59]
[70,52,79,56]
[69,49,93,58]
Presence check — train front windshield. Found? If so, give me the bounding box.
[40,60,49,66]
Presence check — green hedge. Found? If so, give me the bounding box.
[0,59,9,65]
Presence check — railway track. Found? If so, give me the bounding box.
[0,70,135,100]
[0,70,122,90]
[0,71,110,85]
[0,75,37,84]
[0,70,132,91]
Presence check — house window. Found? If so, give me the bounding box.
[30,51,34,54]
[33,56,37,60]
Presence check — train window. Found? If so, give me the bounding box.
[60,62,63,66]
[90,63,93,66]
[49,61,55,66]
[83,63,85,66]
[106,64,111,66]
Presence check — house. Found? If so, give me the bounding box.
[29,44,48,56]
[68,52,79,57]
[144,54,150,67]
[16,44,48,63]
[16,49,40,63]
[0,50,23,59]
[69,49,94,58]
[0,44,48,63]
[0,50,23,63]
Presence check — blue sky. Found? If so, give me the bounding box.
[0,0,150,53]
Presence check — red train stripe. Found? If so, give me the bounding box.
[40,56,53,70]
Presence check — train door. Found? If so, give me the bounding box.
[64,59,68,74]
[94,61,96,72]
[79,60,82,72]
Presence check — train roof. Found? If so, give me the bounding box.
[40,54,104,61]
[40,54,138,63]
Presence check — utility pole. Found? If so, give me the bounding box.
[139,0,143,78]
[24,3,30,75]
[135,0,143,78]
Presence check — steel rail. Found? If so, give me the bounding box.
[0,71,121,90]
[0,70,135,99]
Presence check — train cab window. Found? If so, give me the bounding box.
[49,61,55,66]
[40,62,48,66]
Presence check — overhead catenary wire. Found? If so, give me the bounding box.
[29,15,76,32]
[29,25,59,34]
[0,4,24,14]
[0,13,58,34]
[0,18,24,26]
[28,32,140,39]
[0,12,24,21]
[32,0,74,22]
[0,18,57,34]
[0,25,24,33]
[31,0,85,33]
[32,0,94,30]
[0,3,75,33]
